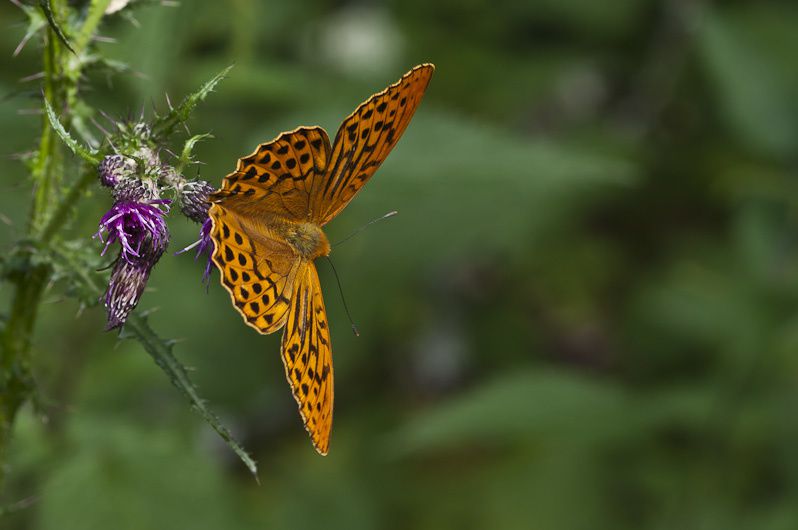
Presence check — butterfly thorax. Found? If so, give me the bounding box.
[275,218,330,260]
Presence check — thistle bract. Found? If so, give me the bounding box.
[104,253,159,330]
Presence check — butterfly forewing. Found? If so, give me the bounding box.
[281,262,334,454]
[312,63,435,225]
[209,206,302,333]
[213,127,332,221]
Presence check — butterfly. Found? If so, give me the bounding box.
[207,64,435,454]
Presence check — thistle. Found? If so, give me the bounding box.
[95,154,171,329]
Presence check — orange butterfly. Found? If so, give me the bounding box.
[208,64,434,454]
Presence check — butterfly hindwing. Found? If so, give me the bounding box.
[281,261,334,455]
[312,63,434,225]
[213,126,332,221]
[209,205,301,334]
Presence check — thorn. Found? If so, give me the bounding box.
[139,306,160,318]
[107,137,119,153]
[165,92,174,111]
[163,147,179,160]
[90,115,111,139]
[9,150,37,161]
[13,31,37,58]
[0,494,39,515]
[92,35,117,44]
[124,12,141,29]
[19,71,45,83]
[42,296,65,305]
[99,109,122,130]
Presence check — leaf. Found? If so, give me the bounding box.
[177,133,213,174]
[73,0,113,55]
[39,0,76,54]
[43,99,100,165]
[153,65,234,141]
[698,8,798,159]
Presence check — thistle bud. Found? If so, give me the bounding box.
[179,179,215,223]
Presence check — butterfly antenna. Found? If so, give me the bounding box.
[333,210,398,248]
[324,256,360,337]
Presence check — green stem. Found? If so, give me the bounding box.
[30,29,59,234]
[0,264,49,489]
[0,0,77,494]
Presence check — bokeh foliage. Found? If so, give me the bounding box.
[1,0,798,528]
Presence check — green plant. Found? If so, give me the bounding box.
[0,0,255,493]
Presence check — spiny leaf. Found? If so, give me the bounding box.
[122,314,259,479]
[153,65,234,140]
[73,0,113,55]
[39,0,76,54]
[48,240,105,306]
[43,98,100,165]
[47,243,259,479]
[177,133,213,173]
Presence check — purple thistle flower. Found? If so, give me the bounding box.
[95,200,171,265]
[176,216,215,287]
[95,199,171,329]
[197,217,214,285]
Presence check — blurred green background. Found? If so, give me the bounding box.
[2,0,798,528]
